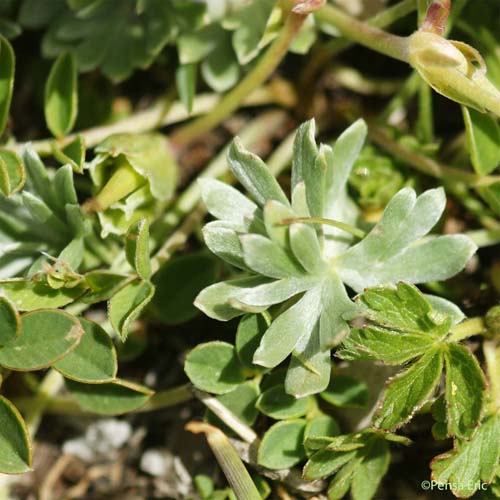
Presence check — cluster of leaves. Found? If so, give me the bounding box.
[0,0,320,113]
[195,117,476,397]
[186,279,500,499]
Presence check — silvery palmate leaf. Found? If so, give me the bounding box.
[195,119,476,397]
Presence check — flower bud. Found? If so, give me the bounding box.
[409,31,500,117]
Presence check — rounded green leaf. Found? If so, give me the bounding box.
[0,36,14,137]
[256,384,312,420]
[0,149,25,196]
[54,318,117,383]
[0,309,83,371]
[184,341,246,395]
[0,295,20,346]
[151,253,218,325]
[0,396,32,474]
[65,378,153,415]
[109,279,155,341]
[44,52,78,138]
[257,419,306,470]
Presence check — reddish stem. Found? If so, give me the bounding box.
[421,0,451,35]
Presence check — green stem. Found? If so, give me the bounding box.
[13,384,194,416]
[483,340,500,412]
[448,317,485,342]
[315,3,410,62]
[171,8,308,144]
[279,216,366,239]
[10,87,285,156]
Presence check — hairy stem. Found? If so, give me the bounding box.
[483,340,500,412]
[421,0,451,35]
[448,317,485,342]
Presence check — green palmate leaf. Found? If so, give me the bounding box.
[0,36,14,137]
[444,343,486,438]
[257,419,306,470]
[0,396,31,474]
[0,309,82,370]
[235,313,268,373]
[53,134,85,174]
[337,188,475,291]
[350,438,390,500]
[431,413,500,498]
[339,326,437,365]
[374,347,443,431]
[0,150,24,196]
[256,384,312,420]
[151,253,218,325]
[53,318,117,383]
[125,218,151,280]
[184,341,246,395]
[65,378,153,415]
[108,279,154,341]
[358,282,450,336]
[176,63,197,113]
[44,52,78,138]
[320,375,369,409]
[0,294,19,345]
[462,106,500,175]
[197,118,475,397]
[228,138,289,207]
[206,381,260,431]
